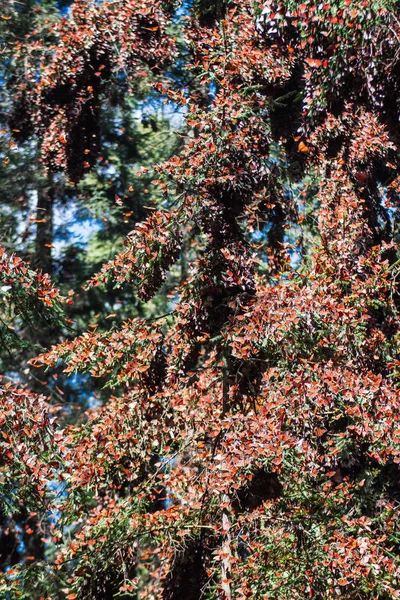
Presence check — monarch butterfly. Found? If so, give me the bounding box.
[298,141,309,153]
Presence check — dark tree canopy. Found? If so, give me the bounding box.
[1,0,400,599]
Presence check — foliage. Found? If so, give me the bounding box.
[0,245,64,362]
[1,0,400,599]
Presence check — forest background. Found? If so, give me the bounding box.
[0,0,400,598]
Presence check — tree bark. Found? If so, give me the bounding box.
[34,174,55,275]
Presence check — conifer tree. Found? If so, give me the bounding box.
[1,0,400,598]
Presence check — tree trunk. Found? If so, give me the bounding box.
[34,174,55,275]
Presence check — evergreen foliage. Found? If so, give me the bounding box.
[0,0,400,598]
